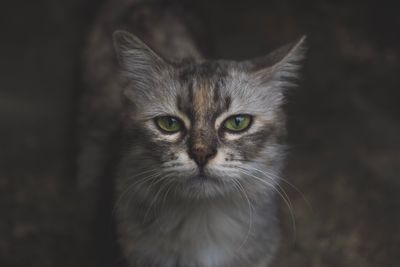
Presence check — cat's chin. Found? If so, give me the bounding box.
[176,173,235,199]
[190,172,219,183]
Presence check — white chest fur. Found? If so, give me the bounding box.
[135,199,253,267]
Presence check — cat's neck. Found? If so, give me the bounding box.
[133,188,271,227]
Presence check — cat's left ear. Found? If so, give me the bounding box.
[113,30,170,93]
[243,36,306,89]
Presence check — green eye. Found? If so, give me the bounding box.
[223,115,252,132]
[155,116,182,133]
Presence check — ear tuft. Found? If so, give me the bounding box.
[247,36,306,87]
[112,30,168,91]
[113,30,138,57]
[113,30,163,65]
[269,35,306,81]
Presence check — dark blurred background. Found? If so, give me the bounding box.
[1,0,399,266]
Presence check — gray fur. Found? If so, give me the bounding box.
[78,1,305,266]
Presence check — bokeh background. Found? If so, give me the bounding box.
[1,0,399,266]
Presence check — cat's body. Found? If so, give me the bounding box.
[78,1,304,266]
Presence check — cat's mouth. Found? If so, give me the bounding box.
[189,170,221,184]
[177,169,234,198]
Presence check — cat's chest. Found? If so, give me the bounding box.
[142,203,251,267]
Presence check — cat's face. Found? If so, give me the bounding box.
[114,31,304,199]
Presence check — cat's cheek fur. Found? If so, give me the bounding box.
[162,150,197,172]
[206,148,242,179]
[207,148,231,166]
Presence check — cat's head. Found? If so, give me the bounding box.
[113,30,305,200]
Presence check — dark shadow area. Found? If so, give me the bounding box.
[1,0,399,266]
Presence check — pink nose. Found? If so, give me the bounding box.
[188,145,217,167]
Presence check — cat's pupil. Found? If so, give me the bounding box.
[234,116,243,126]
[167,117,176,127]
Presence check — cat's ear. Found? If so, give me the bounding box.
[243,36,306,89]
[113,30,169,89]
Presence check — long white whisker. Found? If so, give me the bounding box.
[231,178,253,252]
[243,165,313,213]
[143,174,173,223]
[231,159,312,212]
[235,166,295,220]
[113,170,160,214]
[155,180,176,230]
[236,168,297,238]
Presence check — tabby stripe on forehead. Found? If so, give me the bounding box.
[215,78,231,111]
[193,85,208,116]
[187,78,194,104]
[225,96,231,110]
[180,78,194,118]
[213,83,220,103]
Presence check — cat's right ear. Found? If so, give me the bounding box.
[113,30,169,89]
[242,36,306,90]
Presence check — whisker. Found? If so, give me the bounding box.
[231,178,253,252]
[143,174,174,223]
[123,168,160,181]
[155,180,176,230]
[235,166,295,218]
[239,164,313,213]
[235,168,297,239]
[113,169,160,214]
[161,180,175,207]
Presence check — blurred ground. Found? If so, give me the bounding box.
[1,0,399,266]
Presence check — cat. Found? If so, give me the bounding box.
[77,0,305,266]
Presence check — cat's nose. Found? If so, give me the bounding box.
[188,145,217,167]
